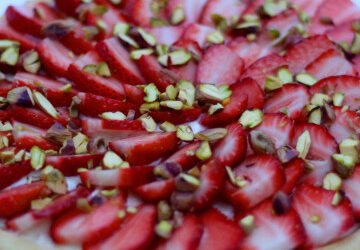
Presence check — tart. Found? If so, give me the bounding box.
[1,0,360,249]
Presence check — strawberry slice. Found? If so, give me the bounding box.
[96,38,145,85]
[147,26,184,46]
[292,184,355,248]
[264,84,310,121]
[310,75,360,111]
[231,78,264,109]
[46,154,104,176]
[213,122,247,168]
[79,166,154,188]
[0,80,12,97]
[196,45,244,86]
[224,155,285,210]
[51,194,126,245]
[166,0,208,25]
[181,24,216,49]
[238,200,306,249]
[13,72,77,107]
[252,113,293,149]
[124,0,158,27]
[305,49,356,80]
[289,0,324,17]
[84,205,157,250]
[109,132,178,165]
[156,214,203,250]
[281,158,305,194]
[0,160,32,191]
[82,118,146,141]
[54,0,81,16]
[7,187,90,232]
[0,109,11,123]
[0,181,47,219]
[164,141,201,170]
[326,21,357,45]
[135,179,175,202]
[198,208,244,250]
[342,165,360,219]
[240,54,288,90]
[36,38,74,78]
[0,20,37,52]
[290,123,338,186]
[284,35,336,74]
[77,92,138,117]
[151,108,202,125]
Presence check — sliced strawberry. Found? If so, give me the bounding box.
[289,0,324,17]
[0,20,37,52]
[305,49,357,80]
[0,181,47,219]
[146,26,184,46]
[166,0,208,25]
[82,118,146,141]
[240,54,288,90]
[54,0,81,16]
[109,132,178,165]
[224,155,285,210]
[292,184,355,248]
[264,83,310,121]
[284,35,336,74]
[13,72,76,107]
[196,45,244,86]
[198,208,244,250]
[79,166,154,188]
[68,50,127,101]
[342,165,360,219]
[252,113,293,149]
[327,21,357,45]
[84,205,157,250]
[213,122,247,168]
[180,23,216,49]
[231,78,264,109]
[164,141,201,170]
[239,200,306,249]
[77,92,138,117]
[242,0,265,15]
[96,38,145,85]
[45,154,104,176]
[124,0,156,27]
[310,75,360,111]
[135,179,175,202]
[0,81,12,97]
[151,108,202,125]
[156,214,203,250]
[0,160,32,191]
[290,123,338,185]
[281,158,305,194]
[51,194,126,245]
[123,83,145,105]
[7,187,90,232]
[36,38,74,78]
[0,109,11,123]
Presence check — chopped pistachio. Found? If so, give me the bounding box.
[0,46,19,66]
[339,138,359,162]
[239,215,255,234]
[333,92,345,107]
[137,27,156,46]
[168,49,191,66]
[196,84,232,103]
[225,166,237,185]
[33,91,58,119]
[31,198,52,210]
[195,128,228,141]
[96,62,111,77]
[296,73,317,86]
[311,93,330,106]
[1,122,13,132]
[175,173,200,191]
[265,75,283,91]
[296,130,311,159]
[158,201,173,221]
[139,114,157,132]
[30,146,46,170]
[160,121,177,132]
[195,141,212,160]
[331,191,342,206]
[166,85,178,100]
[101,188,118,197]
[73,133,89,154]
[333,153,356,178]
[171,5,185,25]
[351,33,360,54]
[249,130,276,155]
[243,14,259,22]
[207,30,224,44]
[308,108,322,125]
[118,33,139,48]
[236,21,261,30]
[156,44,169,56]
[267,28,280,39]
[341,105,349,112]
[299,10,310,23]
[96,20,107,32]
[311,215,321,223]
[323,172,342,191]
[130,48,154,60]
[208,103,224,115]
[239,109,263,129]
[113,22,130,35]
[246,33,257,42]
[0,136,9,150]
[277,68,293,84]
[155,220,173,238]
[338,41,350,52]
[127,207,138,214]
[0,40,19,50]
[23,51,41,74]
[176,124,194,141]
[82,64,97,74]
[352,21,360,32]
[211,14,228,31]
[103,151,123,169]
[177,80,195,106]
[160,100,184,110]
[109,0,121,4]
[76,198,92,212]
[100,111,126,120]
[262,0,288,17]
[188,166,200,178]
[144,83,160,103]
[120,161,130,168]
[139,102,160,114]
[0,150,14,164]
[158,54,169,66]
[7,87,34,106]
[59,83,72,93]
[69,96,81,118]
[151,17,170,27]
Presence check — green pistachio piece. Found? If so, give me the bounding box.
[0,46,19,66]
[96,20,107,32]
[351,32,360,54]
[195,141,212,160]
[210,14,228,31]
[160,121,177,132]
[155,220,173,239]
[239,109,264,129]
[296,130,311,159]
[208,103,224,115]
[171,5,185,25]
[139,114,157,132]
[96,62,111,77]
[82,64,97,74]
[168,49,191,66]
[118,33,139,48]
[311,93,330,106]
[295,73,317,86]
[140,102,160,114]
[308,108,322,125]
[263,0,288,17]
[339,138,359,163]
[239,215,255,234]
[113,22,130,35]
[0,40,20,50]
[33,91,58,119]
[130,48,154,60]
[299,10,310,23]
[276,68,293,84]
[195,128,228,141]
[137,27,156,46]
[176,124,194,141]
[236,21,261,30]
[333,92,345,107]
[165,85,178,100]
[196,84,232,103]
[160,100,183,110]
[73,133,89,154]
[177,80,195,106]
[156,44,169,56]
[333,153,356,178]
[144,83,160,103]
[23,51,41,74]
[59,83,72,93]
[323,172,342,191]
[100,111,126,120]
[30,146,46,170]
[265,75,283,91]
[150,17,170,28]
[103,151,123,168]
[207,30,225,44]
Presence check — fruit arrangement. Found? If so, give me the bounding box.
[1,0,360,249]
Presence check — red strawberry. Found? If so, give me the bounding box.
[0,109,11,122]
[240,54,288,90]
[164,141,201,170]
[146,26,184,46]
[252,113,293,149]
[0,181,47,218]
[0,20,37,52]
[284,35,336,74]
[326,21,357,45]
[198,208,244,250]
[151,108,202,125]
[196,45,244,86]
[54,0,81,16]
[45,154,104,176]
[238,200,306,250]
[181,23,216,49]
[79,166,154,188]
[0,160,32,191]
[224,155,285,210]
[213,122,247,168]
[7,187,90,232]
[166,0,208,25]
[109,132,178,165]
[82,118,146,141]
[290,123,338,185]
[342,165,360,219]
[135,179,175,202]
[95,38,145,85]
[305,49,357,80]
[77,92,138,117]
[124,0,156,27]
[281,158,305,194]
[264,83,310,121]
[289,0,324,17]
[51,194,126,245]
[0,80,12,97]
[123,83,145,105]
[292,184,355,248]
[84,205,157,250]
[231,78,264,109]
[68,50,127,101]
[36,38,74,78]
[13,72,77,107]
[243,0,265,15]
[310,75,360,111]
[156,214,203,250]
[200,86,247,128]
